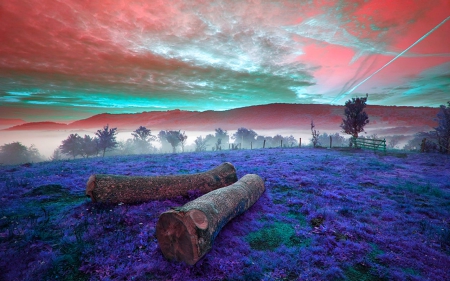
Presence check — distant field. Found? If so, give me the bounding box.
[1,148,449,280]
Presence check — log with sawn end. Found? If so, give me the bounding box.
[86,162,237,204]
[156,174,265,265]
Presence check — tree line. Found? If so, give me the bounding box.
[1,98,449,165]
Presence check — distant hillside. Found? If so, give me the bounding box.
[2,103,439,135]
[4,121,68,131]
[0,118,26,129]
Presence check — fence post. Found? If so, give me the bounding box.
[281,139,283,148]
[299,138,301,148]
[263,139,266,149]
[330,136,332,148]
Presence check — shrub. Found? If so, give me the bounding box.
[0,142,43,165]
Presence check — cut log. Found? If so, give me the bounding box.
[156,174,265,265]
[86,162,237,204]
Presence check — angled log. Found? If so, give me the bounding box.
[86,162,237,204]
[156,174,265,265]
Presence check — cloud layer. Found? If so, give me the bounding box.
[1,0,449,121]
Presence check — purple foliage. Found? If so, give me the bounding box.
[0,148,449,280]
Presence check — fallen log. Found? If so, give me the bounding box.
[86,162,237,204]
[156,174,265,265]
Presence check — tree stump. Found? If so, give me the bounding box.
[156,174,265,265]
[86,162,237,204]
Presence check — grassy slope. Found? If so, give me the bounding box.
[0,148,449,281]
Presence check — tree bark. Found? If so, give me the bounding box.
[86,162,237,204]
[156,174,265,265]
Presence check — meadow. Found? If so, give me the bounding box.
[0,147,449,280]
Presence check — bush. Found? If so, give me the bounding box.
[0,142,44,165]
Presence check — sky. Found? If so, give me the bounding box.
[1,0,449,122]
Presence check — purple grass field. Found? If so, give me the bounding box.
[1,148,449,281]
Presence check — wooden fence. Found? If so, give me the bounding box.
[351,137,386,153]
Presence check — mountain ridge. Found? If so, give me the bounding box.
[2,103,439,135]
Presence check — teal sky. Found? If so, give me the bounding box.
[1,0,449,122]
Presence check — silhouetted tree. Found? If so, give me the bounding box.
[0,142,41,165]
[387,137,400,149]
[272,135,284,147]
[194,136,208,152]
[132,126,155,154]
[96,125,118,157]
[204,134,216,148]
[158,131,172,153]
[285,135,298,147]
[434,101,450,153]
[317,133,347,148]
[60,133,82,159]
[255,136,265,148]
[215,128,229,148]
[81,135,99,158]
[179,131,188,152]
[403,132,438,153]
[165,130,183,153]
[310,120,320,148]
[27,144,42,162]
[232,127,257,148]
[50,148,65,161]
[341,94,370,139]
[215,138,222,151]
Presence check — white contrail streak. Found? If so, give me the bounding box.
[331,15,450,104]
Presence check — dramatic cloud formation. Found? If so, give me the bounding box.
[0,0,449,121]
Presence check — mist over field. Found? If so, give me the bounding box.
[0,127,413,159]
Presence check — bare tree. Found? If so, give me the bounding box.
[194,136,208,152]
[341,94,370,138]
[310,120,320,148]
[434,101,450,153]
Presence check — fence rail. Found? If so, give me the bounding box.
[351,137,386,153]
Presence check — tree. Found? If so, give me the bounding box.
[27,144,43,162]
[179,131,188,152]
[50,148,65,161]
[81,135,99,158]
[310,120,320,148]
[434,101,450,153]
[132,126,155,154]
[232,127,257,149]
[165,130,184,153]
[157,131,171,153]
[96,125,118,157]
[0,142,31,165]
[403,132,438,153]
[215,128,229,148]
[387,135,402,149]
[60,133,82,159]
[285,135,298,147]
[194,136,208,152]
[341,94,370,138]
[272,135,284,147]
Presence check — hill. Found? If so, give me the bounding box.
[3,104,439,136]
